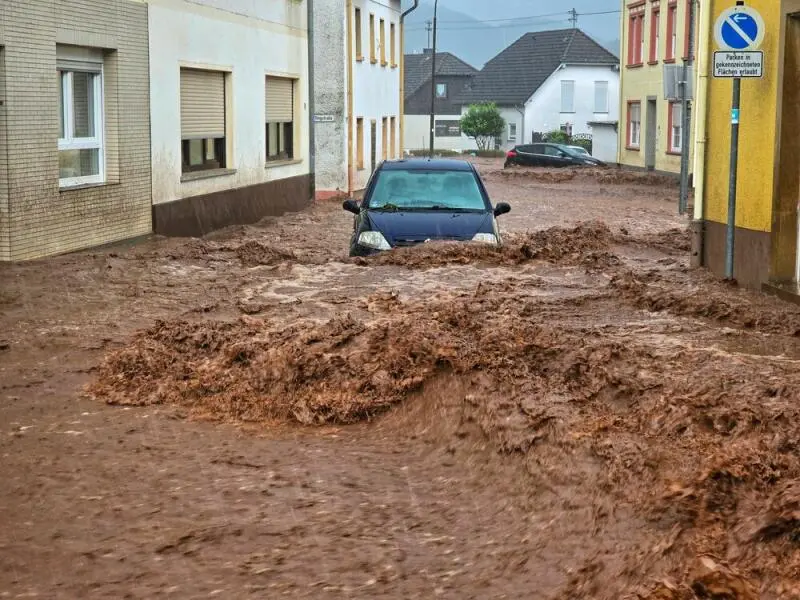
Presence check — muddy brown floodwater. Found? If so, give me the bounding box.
[3,159,800,599]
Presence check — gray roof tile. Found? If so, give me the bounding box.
[403,51,477,98]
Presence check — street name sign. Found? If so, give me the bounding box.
[713,51,763,78]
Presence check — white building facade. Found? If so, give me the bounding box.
[312,0,402,198]
[461,64,620,151]
[147,0,311,236]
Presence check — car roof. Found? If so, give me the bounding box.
[380,158,474,172]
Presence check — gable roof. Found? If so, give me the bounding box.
[404,51,478,99]
[461,28,619,106]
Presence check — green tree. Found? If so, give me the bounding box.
[460,103,505,151]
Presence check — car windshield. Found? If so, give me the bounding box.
[367,169,487,211]
[564,146,588,157]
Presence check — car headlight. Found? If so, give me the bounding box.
[472,233,498,245]
[357,231,391,250]
[584,159,595,165]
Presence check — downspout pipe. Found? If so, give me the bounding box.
[346,0,354,195]
[691,0,711,266]
[307,0,315,201]
[399,0,420,155]
[515,105,525,146]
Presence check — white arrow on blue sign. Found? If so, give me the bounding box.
[714,5,765,51]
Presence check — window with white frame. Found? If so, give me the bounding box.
[266,76,296,162]
[594,81,609,113]
[181,68,227,172]
[628,102,641,148]
[561,80,575,113]
[58,49,104,187]
[508,122,517,142]
[670,101,682,152]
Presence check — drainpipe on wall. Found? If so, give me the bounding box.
[515,105,525,146]
[690,0,711,267]
[399,0,420,155]
[307,0,316,201]
[346,0,355,195]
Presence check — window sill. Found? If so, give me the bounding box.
[370,59,378,65]
[381,61,388,67]
[647,60,659,65]
[626,146,641,151]
[356,55,364,62]
[666,150,682,156]
[391,63,398,69]
[626,63,644,69]
[664,58,676,64]
[59,180,119,193]
[181,168,237,183]
[265,158,303,169]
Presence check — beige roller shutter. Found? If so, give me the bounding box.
[265,77,294,122]
[180,68,225,139]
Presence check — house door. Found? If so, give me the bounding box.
[645,97,657,170]
[370,120,377,174]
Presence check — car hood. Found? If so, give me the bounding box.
[365,210,492,244]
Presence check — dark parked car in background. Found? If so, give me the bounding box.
[342,158,511,257]
[504,143,606,168]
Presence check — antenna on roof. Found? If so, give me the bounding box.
[426,20,432,48]
[568,8,578,28]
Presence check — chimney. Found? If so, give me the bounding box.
[423,48,432,55]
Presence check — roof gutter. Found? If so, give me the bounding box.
[399,0,420,155]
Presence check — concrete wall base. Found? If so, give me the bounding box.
[701,220,771,289]
[153,175,311,238]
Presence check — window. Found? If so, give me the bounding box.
[390,116,396,157]
[381,117,388,160]
[435,83,447,99]
[627,4,645,66]
[508,122,517,142]
[594,81,609,113]
[666,2,677,61]
[650,2,660,63]
[561,80,575,113]
[380,18,387,66]
[355,8,363,60]
[683,0,692,59]
[369,14,376,63]
[58,49,104,187]
[560,123,573,136]
[435,120,461,137]
[390,23,397,67]
[180,68,226,173]
[265,76,295,162]
[627,101,641,148]
[668,101,682,153]
[356,117,364,169]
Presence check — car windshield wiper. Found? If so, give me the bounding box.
[424,206,478,212]
[372,203,401,211]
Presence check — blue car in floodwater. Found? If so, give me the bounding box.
[342,158,511,257]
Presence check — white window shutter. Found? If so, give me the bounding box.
[266,77,294,123]
[594,81,609,113]
[180,69,225,139]
[561,80,575,113]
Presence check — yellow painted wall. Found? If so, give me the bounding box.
[618,0,696,173]
[703,0,781,231]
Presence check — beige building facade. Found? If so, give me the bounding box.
[0,0,151,261]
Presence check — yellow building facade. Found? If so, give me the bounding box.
[695,0,800,291]
[618,0,697,174]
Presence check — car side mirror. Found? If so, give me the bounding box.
[342,199,360,215]
[494,202,511,217]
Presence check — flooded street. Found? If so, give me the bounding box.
[2,159,800,599]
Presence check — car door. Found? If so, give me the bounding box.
[514,144,538,166]
[544,145,570,168]
[526,144,548,167]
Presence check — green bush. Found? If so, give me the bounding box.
[542,130,570,144]
[570,138,592,153]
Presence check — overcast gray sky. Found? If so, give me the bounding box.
[404,0,622,67]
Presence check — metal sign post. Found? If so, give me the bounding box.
[713,1,765,279]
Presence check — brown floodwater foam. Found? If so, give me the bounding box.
[353,221,620,270]
[87,276,800,597]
